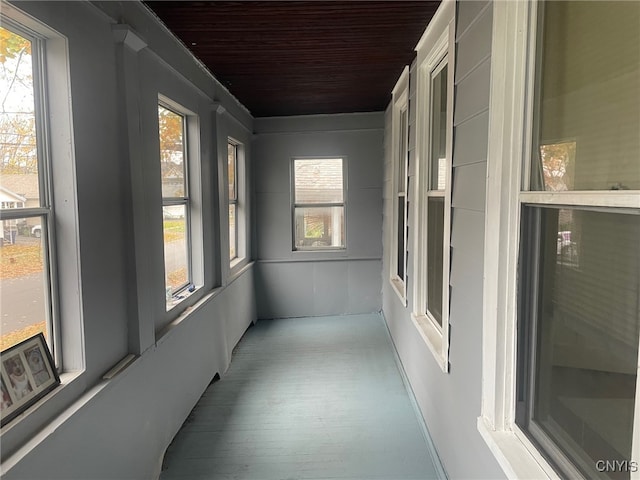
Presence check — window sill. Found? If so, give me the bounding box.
[390,276,406,306]
[166,284,198,312]
[410,312,447,372]
[229,256,254,282]
[1,369,84,464]
[157,262,254,342]
[293,247,347,252]
[228,260,253,286]
[0,370,83,433]
[230,256,244,271]
[477,417,561,480]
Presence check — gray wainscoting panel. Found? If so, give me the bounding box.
[313,261,350,315]
[256,260,382,319]
[347,260,383,313]
[255,262,316,319]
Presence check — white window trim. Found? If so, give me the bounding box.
[291,156,347,252]
[479,1,640,478]
[0,2,85,449]
[0,5,82,376]
[0,19,59,357]
[389,66,409,305]
[227,138,240,267]
[228,137,248,274]
[411,0,455,373]
[478,2,555,477]
[158,95,202,312]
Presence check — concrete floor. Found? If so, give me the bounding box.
[160,313,443,480]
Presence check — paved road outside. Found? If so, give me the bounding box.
[1,235,187,336]
[1,272,45,335]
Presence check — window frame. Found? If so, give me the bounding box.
[389,66,409,304]
[291,156,347,252]
[0,18,60,366]
[478,1,640,478]
[227,139,238,263]
[0,4,83,448]
[157,96,193,310]
[410,0,455,373]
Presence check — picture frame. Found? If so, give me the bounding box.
[1,333,60,427]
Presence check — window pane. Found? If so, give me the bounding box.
[524,207,639,478]
[426,197,444,325]
[0,28,40,204]
[158,105,185,198]
[163,205,188,307]
[294,159,343,204]
[294,206,344,248]
[0,216,49,350]
[430,64,448,191]
[228,142,236,200]
[532,2,640,191]
[398,109,407,194]
[229,203,236,260]
[397,199,405,280]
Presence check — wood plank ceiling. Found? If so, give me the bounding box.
[144,1,441,117]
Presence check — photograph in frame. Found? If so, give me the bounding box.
[1,333,60,427]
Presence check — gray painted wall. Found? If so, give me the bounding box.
[1,2,256,479]
[253,114,384,319]
[382,2,505,478]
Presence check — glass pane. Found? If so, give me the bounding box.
[426,197,444,325]
[0,27,40,204]
[532,2,640,191]
[158,105,185,198]
[0,216,49,351]
[229,203,236,260]
[398,109,408,194]
[163,205,188,308]
[228,142,236,200]
[528,207,639,479]
[397,198,405,280]
[430,63,448,191]
[294,159,343,203]
[294,206,344,249]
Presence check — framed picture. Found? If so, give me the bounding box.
[1,333,60,427]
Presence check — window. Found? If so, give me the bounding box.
[158,102,191,310]
[516,2,640,478]
[228,140,238,261]
[411,0,454,371]
[390,67,409,302]
[292,158,345,250]
[480,1,640,478]
[424,62,448,327]
[0,24,57,359]
[227,137,246,270]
